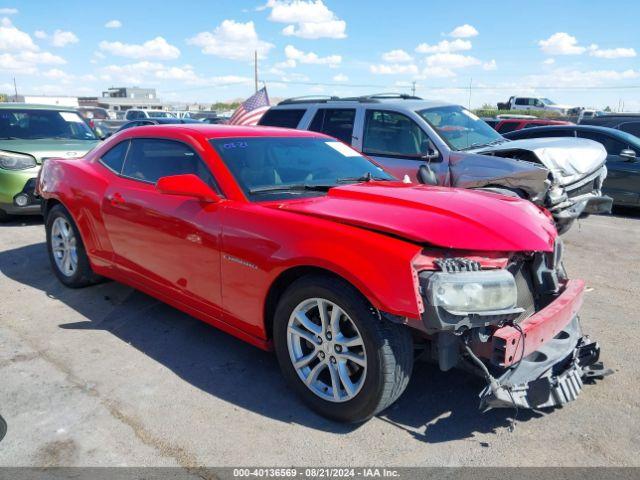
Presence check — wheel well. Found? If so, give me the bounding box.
[42,198,63,221]
[263,266,362,340]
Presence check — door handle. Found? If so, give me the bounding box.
[108,192,125,207]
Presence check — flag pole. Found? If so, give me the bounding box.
[254,50,258,93]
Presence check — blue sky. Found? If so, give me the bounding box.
[1,0,639,109]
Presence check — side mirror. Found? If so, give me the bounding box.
[418,164,438,186]
[156,174,220,203]
[420,140,440,162]
[620,149,637,161]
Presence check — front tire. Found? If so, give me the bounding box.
[0,209,10,223]
[273,274,413,423]
[45,204,102,287]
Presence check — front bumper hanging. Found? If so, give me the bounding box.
[479,316,612,411]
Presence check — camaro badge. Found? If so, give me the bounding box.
[223,254,258,270]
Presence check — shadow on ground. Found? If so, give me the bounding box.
[0,241,540,441]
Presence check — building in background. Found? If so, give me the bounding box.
[94,87,163,112]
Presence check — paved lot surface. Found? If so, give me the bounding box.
[0,211,639,467]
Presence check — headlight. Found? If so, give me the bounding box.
[426,270,517,315]
[0,151,37,170]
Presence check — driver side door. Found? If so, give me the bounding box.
[100,137,225,317]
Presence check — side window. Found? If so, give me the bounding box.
[362,110,429,158]
[577,131,627,155]
[497,121,521,133]
[515,98,528,106]
[308,109,356,144]
[99,140,129,174]
[620,122,640,137]
[122,139,217,189]
[257,109,306,128]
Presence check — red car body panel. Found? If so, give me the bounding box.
[491,279,585,366]
[38,124,564,353]
[277,182,556,252]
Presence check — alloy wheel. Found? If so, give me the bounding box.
[51,216,78,277]
[286,298,367,403]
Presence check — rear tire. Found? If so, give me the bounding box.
[45,204,102,287]
[273,274,413,423]
[0,209,10,223]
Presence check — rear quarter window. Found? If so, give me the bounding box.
[258,109,306,128]
[99,140,129,174]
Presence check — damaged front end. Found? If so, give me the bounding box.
[474,138,613,234]
[414,244,611,412]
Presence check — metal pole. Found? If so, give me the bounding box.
[254,51,258,93]
[13,77,18,101]
[411,81,416,96]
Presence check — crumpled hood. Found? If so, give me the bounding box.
[275,182,557,252]
[475,138,607,186]
[0,139,100,164]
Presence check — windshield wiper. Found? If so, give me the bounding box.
[336,172,393,183]
[249,183,335,194]
[459,138,507,151]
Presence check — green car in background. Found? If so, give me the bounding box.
[0,104,100,221]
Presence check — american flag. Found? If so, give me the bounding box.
[229,87,270,126]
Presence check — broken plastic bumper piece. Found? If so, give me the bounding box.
[479,316,612,411]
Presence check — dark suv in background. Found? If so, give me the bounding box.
[259,94,611,233]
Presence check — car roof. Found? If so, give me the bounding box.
[0,102,79,112]
[119,123,327,139]
[507,124,626,136]
[271,97,454,111]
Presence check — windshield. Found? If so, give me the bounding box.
[418,105,503,151]
[148,111,174,118]
[0,109,97,140]
[540,98,555,105]
[210,137,394,201]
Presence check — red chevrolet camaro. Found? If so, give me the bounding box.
[37,124,608,422]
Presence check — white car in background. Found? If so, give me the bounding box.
[124,109,176,121]
[498,96,574,115]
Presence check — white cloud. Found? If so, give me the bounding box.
[0,17,38,51]
[382,49,413,63]
[187,20,273,60]
[0,8,17,14]
[415,39,472,54]
[265,0,346,39]
[34,30,46,39]
[483,59,497,70]
[104,20,122,29]
[0,50,66,74]
[332,73,348,82]
[538,32,585,55]
[43,68,73,81]
[284,44,341,66]
[425,53,481,69]
[543,58,555,65]
[99,36,180,60]
[589,46,636,59]
[448,24,478,38]
[369,63,419,75]
[51,29,78,47]
[100,61,165,84]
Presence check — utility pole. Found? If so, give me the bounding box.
[411,81,416,97]
[13,77,18,101]
[254,50,258,93]
[468,78,473,110]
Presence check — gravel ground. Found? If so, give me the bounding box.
[0,211,638,467]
